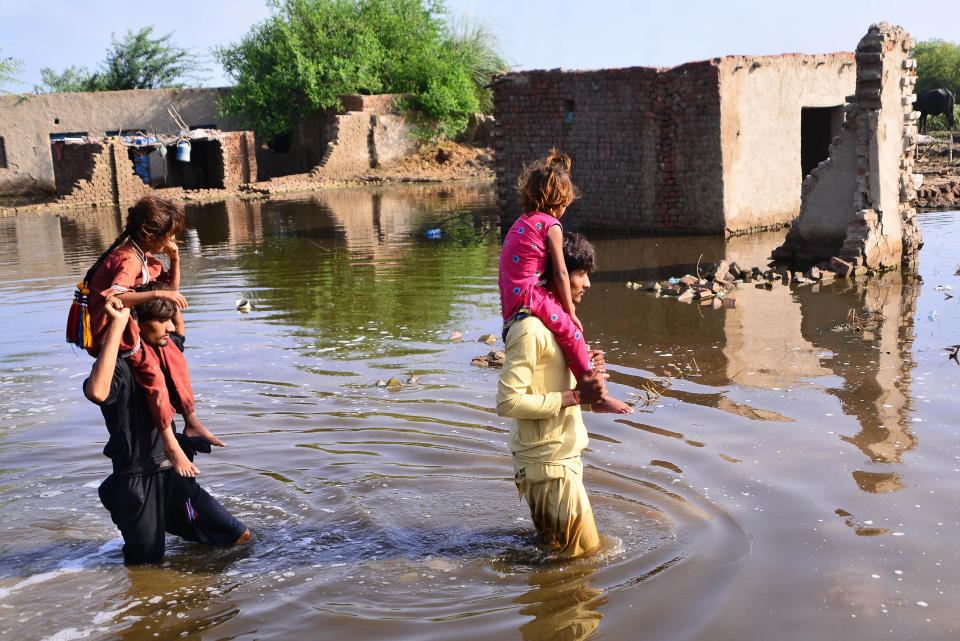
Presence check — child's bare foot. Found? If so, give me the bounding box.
[184,420,226,447]
[164,442,199,477]
[591,397,635,414]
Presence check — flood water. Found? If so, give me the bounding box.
[1,183,959,640]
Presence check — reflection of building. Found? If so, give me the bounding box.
[797,271,920,492]
[189,183,496,260]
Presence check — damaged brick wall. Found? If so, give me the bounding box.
[312,95,416,179]
[773,23,921,270]
[221,131,257,190]
[492,64,724,234]
[52,131,257,207]
[52,139,150,206]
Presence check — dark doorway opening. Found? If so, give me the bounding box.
[801,106,842,178]
[163,140,225,190]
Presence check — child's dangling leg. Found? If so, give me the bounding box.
[529,288,593,379]
[151,341,223,446]
[530,288,634,414]
[120,321,199,476]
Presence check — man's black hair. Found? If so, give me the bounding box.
[133,282,177,323]
[562,232,597,273]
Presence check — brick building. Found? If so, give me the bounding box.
[493,51,857,235]
[51,130,257,208]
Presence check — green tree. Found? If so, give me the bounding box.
[35,65,91,93]
[36,26,206,93]
[914,39,960,97]
[215,0,507,141]
[0,47,24,93]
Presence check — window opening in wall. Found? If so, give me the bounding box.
[564,99,575,124]
[0,137,6,169]
[49,132,88,141]
[801,106,842,178]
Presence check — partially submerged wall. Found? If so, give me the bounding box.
[492,54,853,235]
[773,23,920,268]
[492,63,724,234]
[51,131,256,207]
[718,53,856,231]
[0,88,240,196]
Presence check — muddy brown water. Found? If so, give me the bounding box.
[0,183,958,640]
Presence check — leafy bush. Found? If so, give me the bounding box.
[216,0,507,141]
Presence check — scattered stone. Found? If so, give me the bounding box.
[722,297,738,309]
[471,350,505,369]
[677,289,694,302]
[713,260,730,282]
[829,256,854,278]
[235,298,252,313]
[646,282,661,292]
[710,297,724,309]
[805,266,822,280]
[728,262,744,279]
[376,377,404,389]
[477,333,498,345]
[679,275,698,286]
[406,375,419,384]
[777,267,792,285]
[697,289,715,300]
[820,270,837,280]
[449,331,463,342]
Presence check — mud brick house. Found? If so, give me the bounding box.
[493,51,858,235]
[51,130,257,207]
[0,88,241,197]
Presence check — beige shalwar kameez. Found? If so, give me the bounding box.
[497,316,599,558]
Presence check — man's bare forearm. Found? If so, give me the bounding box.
[84,314,126,402]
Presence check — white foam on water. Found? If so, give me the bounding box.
[0,538,122,601]
[41,627,95,641]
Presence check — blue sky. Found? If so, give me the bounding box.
[2,0,958,91]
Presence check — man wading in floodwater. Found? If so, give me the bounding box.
[497,232,609,558]
[85,285,250,564]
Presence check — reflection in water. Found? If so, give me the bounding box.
[796,271,921,487]
[2,193,959,640]
[516,565,605,641]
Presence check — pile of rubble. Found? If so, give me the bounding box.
[629,256,886,309]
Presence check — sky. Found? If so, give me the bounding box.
[2,0,959,91]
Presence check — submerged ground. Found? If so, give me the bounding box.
[0,183,958,640]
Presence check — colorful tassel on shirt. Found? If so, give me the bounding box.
[66,282,93,349]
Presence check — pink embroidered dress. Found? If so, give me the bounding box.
[498,211,592,379]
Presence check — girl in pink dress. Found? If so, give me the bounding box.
[500,151,632,414]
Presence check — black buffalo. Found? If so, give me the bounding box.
[916,88,956,133]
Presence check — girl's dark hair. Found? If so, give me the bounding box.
[81,197,185,284]
[517,149,579,216]
[132,282,177,323]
